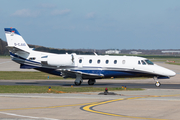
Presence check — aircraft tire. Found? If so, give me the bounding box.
[74,81,82,86]
[155,82,161,87]
[88,79,96,85]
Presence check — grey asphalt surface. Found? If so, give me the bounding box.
[0,89,180,120]
[0,58,36,71]
[0,58,180,120]
[0,79,180,89]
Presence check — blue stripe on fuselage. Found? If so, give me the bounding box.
[34,67,61,76]
[73,70,135,78]
[10,52,41,65]
[20,64,61,76]
[72,69,167,78]
[20,64,38,69]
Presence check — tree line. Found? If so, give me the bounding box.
[0,39,94,55]
[1,38,180,56]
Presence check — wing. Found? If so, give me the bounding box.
[61,69,104,79]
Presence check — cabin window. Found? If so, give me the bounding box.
[138,61,141,64]
[29,57,36,60]
[141,60,146,65]
[105,60,109,64]
[114,60,117,64]
[79,59,82,63]
[122,60,125,64]
[145,59,154,65]
[97,59,100,64]
[89,59,92,64]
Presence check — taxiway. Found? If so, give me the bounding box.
[0,58,180,119]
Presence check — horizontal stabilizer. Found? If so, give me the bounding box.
[6,46,29,54]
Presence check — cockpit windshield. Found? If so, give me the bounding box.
[145,59,154,65]
[141,60,146,65]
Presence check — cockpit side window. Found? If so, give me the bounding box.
[145,59,154,65]
[138,61,141,64]
[141,60,146,65]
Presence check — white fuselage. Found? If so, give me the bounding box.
[11,49,175,79]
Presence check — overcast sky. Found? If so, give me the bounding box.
[1,0,180,49]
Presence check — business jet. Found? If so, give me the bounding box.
[4,28,176,87]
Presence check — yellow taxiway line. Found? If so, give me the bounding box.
[0,102,99,112]
[82,94,180,120]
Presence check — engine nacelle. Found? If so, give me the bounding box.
[46,55,73,66]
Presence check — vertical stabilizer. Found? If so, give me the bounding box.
[4,28,30,52]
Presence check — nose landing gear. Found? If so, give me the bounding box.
[155,81,161,87]
[154,76,161,87]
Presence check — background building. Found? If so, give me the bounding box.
[162,51,180,55]
[129,51,142,55]
[105,50,121,54]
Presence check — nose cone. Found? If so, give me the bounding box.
[168,70,176,77]
[160,67,176,77]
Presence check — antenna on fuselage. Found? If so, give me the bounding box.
[93,49,98,56]
[94,52,98,56]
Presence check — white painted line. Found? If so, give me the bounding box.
[0,111,59,120]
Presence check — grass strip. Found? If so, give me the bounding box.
[166,62,180,66]
[0,85,143,93]
[0,71,63,80]
[0,56,10,58]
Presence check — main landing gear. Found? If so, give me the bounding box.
[74,74,83,86]
[88,79,96,85]
[74,74,96,86]
[153,76,161,87]
[74,81,82,86]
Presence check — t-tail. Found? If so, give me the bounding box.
[4,28,31,58]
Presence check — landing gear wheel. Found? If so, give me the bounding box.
[88,79,96,85]
[74,81,82,86]
[155,82,161,87]
[154,76,161,87]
